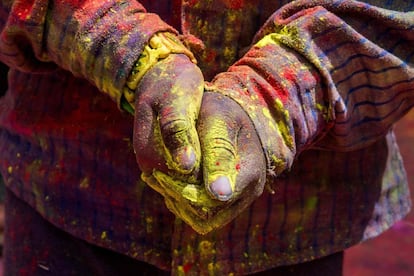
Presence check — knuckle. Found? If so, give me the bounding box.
[160,118,188,136]
[160,118,190,148]
[206,137,236,159]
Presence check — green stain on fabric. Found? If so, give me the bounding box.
[305,196,318,211]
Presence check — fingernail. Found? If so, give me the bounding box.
[209,175,233,201]
[175,146,196,172]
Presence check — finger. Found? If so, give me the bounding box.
[159,55,203,173]
[144,54,203,173]
[151,170,221,224]
[162,195,214,235]
[142,172,209,230]
[198,92,267,202]
[198,93,240,201]
[133,101,170,174]
[152,170,218,208]
[141,172,168,197]
[158,88,201,174]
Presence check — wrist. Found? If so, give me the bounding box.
[121,32,196,113]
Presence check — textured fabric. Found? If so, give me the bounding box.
[4,188,343,276]
[4,189,169,276]
[252,251,344,276]
[0,0,413,275]
[0,69,176,271]
[0,0,175,104]
[210,1,414,177]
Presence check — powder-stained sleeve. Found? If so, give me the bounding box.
[0,0,176,104]
[210,0,414,176]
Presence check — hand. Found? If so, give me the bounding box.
[133,53,204,179]
[142,91,267,234]
[198,91,267,202]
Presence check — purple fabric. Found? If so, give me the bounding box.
[4,189,344,275]
[3,189,169,275]
[0,0,413,275]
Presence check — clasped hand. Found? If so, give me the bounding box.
[133,54,266,234]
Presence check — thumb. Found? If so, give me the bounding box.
[199,92,267,202]
[198,94,240,201]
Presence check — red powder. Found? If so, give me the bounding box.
[13,0,35,20]
[185,0,198,7]
[282,67,296,84]
[235,163,241,171]
[183,262,193,273]
[223,0,245,10]
[205,50,217,63]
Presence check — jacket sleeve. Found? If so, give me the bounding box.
[209,0,414,176]
[0,0,176,104]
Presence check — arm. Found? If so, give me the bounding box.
[151,0,414,234]
[0,0,178,104]
[0,0,204,175]
[213,0,414,178]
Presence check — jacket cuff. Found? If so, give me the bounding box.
[52,1,177,105]
[209,36,327,176]
[121,32,196,114]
